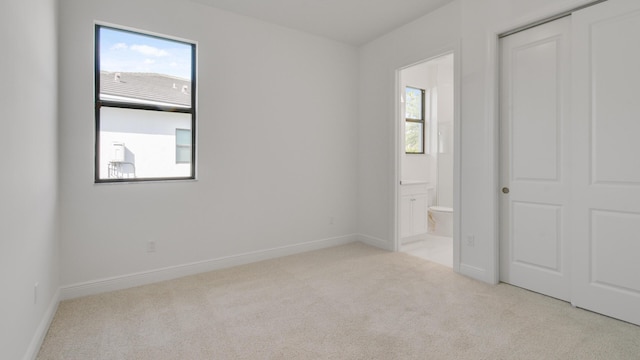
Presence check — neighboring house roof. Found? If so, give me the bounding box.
[100,71,191,107]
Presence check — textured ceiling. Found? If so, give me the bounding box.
[189,0,454,45]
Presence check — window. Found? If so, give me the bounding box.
[95,25,196,182]
[405,86,425,154]
[175,129,192,164]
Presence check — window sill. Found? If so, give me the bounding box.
[94,178,198,186]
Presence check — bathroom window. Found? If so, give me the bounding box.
[405,86,425,154]
[95,24,196,182]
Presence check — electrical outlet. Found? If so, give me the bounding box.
[147,240,156,253]
[34,282,38,304]
[466,235,475,247]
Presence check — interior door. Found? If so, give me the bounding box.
[571,0,640,326]
[499,17,572,301]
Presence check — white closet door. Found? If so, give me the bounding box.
[499,17,572,301]
[571,0,640,326]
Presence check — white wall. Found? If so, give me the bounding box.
[436,54,454,208]
[357,1,461,247]
[58,0,358,287]
[0,0,60,359]
[357,0,600,282]
[0,1,609,357]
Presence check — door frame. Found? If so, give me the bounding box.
[393,46,461,272]
[489,0,607,285]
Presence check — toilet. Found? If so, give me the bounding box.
[428,206,453,237]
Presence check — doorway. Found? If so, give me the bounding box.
[396,52,458,269]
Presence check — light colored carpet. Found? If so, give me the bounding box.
[37,242,640,359]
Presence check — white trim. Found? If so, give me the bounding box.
[100,94,190,108]
[94,20,198,46]
[23,289,60,360]
[452,42,462,273]
[486,28,501,285]
[392,64,401,253]
[400,233,429,244]
[358,234,393,251]
[60,234,358,300]
[459,263,488,282]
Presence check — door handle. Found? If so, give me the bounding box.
[502,187,510,194]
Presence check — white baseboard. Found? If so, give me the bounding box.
[358,234,393,251]
[459,263,487,282]
[400,233,428,244]
[23,288,60,360]
[60,234,358,300]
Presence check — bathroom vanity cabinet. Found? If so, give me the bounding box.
[400,183,429,241]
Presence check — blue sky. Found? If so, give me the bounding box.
[99,27,192,80]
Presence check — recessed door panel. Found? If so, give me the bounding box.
[512,202,561,272]
[590,210,640,294]
[511,39,560,182]
[590,11,640,185]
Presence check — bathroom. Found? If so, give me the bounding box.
[398,53,454,268]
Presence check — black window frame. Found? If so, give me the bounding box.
[405,86,426,154]
[94,24,197,183]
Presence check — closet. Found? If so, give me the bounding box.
[499,0,640,326]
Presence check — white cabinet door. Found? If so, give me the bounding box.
[412,194,428,235]
[571,0,640,326]
[400,185,429,241]
[400,195,413,239]
[499,16,572,301]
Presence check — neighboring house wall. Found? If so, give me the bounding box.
[58,0,358,287]
[99,108,191,179]
[0,0,60,359]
